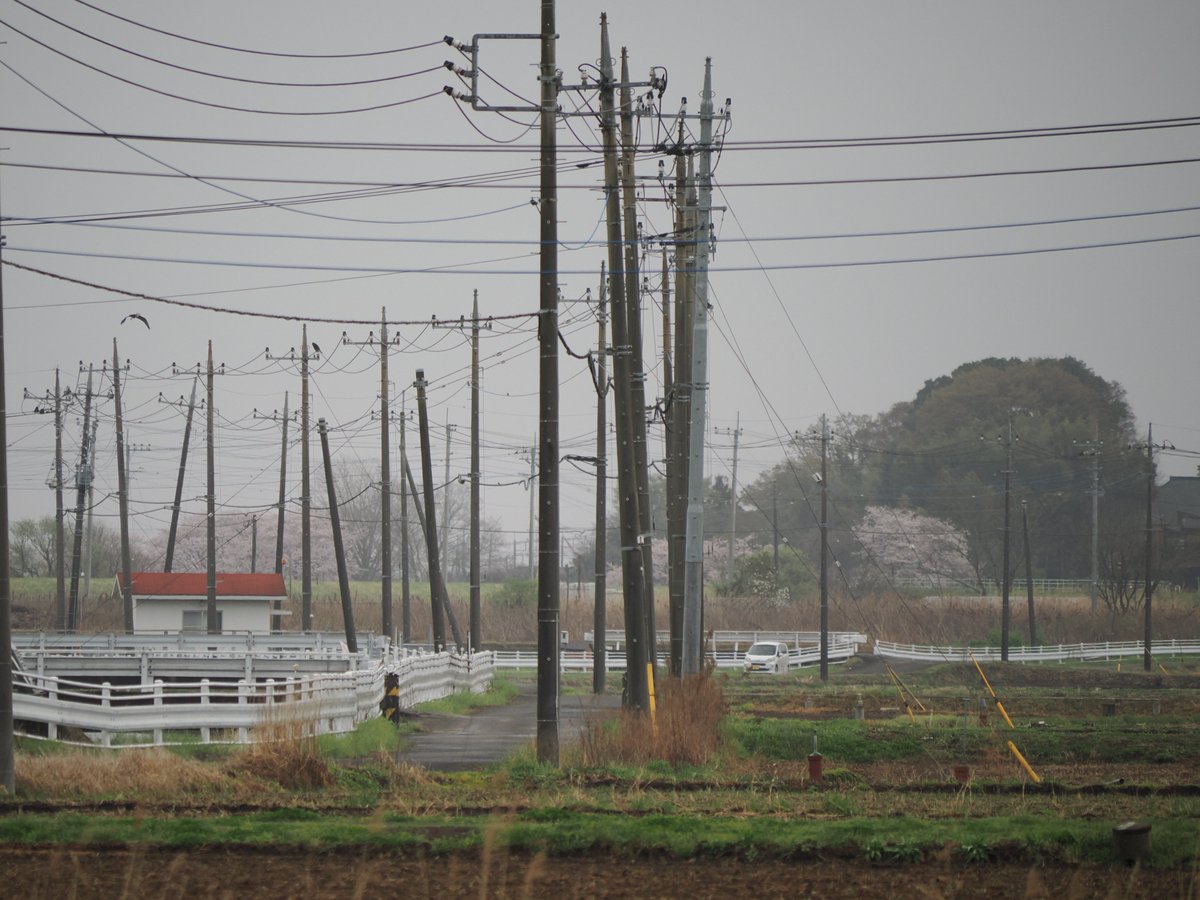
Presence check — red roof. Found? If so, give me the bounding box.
[117,572,287,598]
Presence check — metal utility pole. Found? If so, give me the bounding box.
[681,59,716,676]
[164,378,198,573]
[1,201,16,793]
[620,48,656,676]
[716,416,742,582]
[819,414,829,682]
[301,326,314,631]
[1000,414,1013,662]
[319,418,358,653]
[667,123,690,678]
[53,371,65,629]
[1076,437,1102,616]
[593,267,610,694]
[469,291,482,652]
[67,367,94,631]
[400,399,411,643]
[380,310,393,641]
[1143,424,1155,673]
[598,14,648,709]
[205,341,218,635]
[274,393,289,575]
[414,369,448,651]
[535,0,561,765]
[250,516,258,573]
[112,340,134,634]
[1022,500,1036,647]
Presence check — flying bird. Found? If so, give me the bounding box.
[121,313,150,329]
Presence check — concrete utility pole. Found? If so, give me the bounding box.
[301,326,314,631]
[400,399,411,643]
[403,450,464,648]
[112,341,134,634]
[1022,500,1036,647]
[164,378,198,573]
[274,393,289,575]
[1143,424,1155,673]
[205,341,218,635]
[67,368,94,631]
[441,416,457,576]
[715,416,742,582]
[681,59,716,676]
[414,369,448,651]
[1076,436,1103,615]
[819,414,829,682]
[593,267,610,694]
[318,418,358,653]
[1,203,16,793]
[380,311,393,641]
[525,443,536,581]
[598,14,648,710]
[1000,414,1014,662]
[667,122,690,678]
[52,372,65,629]
[470,291,482,652]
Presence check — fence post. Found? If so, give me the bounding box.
[200,679,211,744]
[153,679,164,746]
[101,682,112,747]
[237,680,250,743]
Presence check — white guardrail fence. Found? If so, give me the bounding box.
[11,648,494,749]
[874,638,1200,663]
[494,637,863,671]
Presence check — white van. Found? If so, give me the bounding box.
[742,641,790,674]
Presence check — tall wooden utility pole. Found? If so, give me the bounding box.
[469,291,482,652]
[1022,500,1036,646]
[301,326,314,631]
[535,0,562,764]
[0,197,16,792]
[164,378,198,573]
[400,399,411,643]
[620,48,656,676]
[414,369,448,651]
[403,451,465,648]
[112,340,134,634]
[716,415,742,582]
[681,59,716,676]
[1000,414,1013,662]
[205,341,218,635]
[441,416,456,574]
[274,392,289,575]
[667,122,690,677]
[1143,424,1155,673]
[593,267,610,694]
[819,414,830,682]
[380,310,393,641]
[599,14,648,710]
[66,367,94,631]
[319,418,358,652]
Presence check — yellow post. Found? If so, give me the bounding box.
[646,662,657,732]
[1006,740,1041,783]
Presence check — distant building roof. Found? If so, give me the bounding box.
[116,572,287,599]
[1157,476,1200,531]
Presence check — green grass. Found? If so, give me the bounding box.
[413,675,518,714]
[318,717,414,759]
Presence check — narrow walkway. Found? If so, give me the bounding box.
[394,679,623,771]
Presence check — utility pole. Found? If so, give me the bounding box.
[381,310,393,641]
[205,341,218,635]
[83,416,98,607]
[66,367,94,631]
[441,416,456,575]
[414,369,448,651]
[1,201,15,793]
[400,398,411,643]
[715,416,742,581]
[667,122,690,678]
[1000,414,1014,662]
[403,451,465,648]
[164,378,199,573]
[1076,436,1103,616]
[593,266,609,694]
[301,327,314,631]
[772,482,780,574]
[319,418,358,653]
[112,341,134,634]
[598,14,648,709]
[25,373,67,627]
[525,442,537,581]
[1143,424,1155,673]
[1022,500,1036,647]
[250,516,258,573]
[819,414,829,682]
[470,291,482,652]
[274,393,289,575]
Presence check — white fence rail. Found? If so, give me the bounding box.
[12,651,494,748]
[493,640,860,671]
[874,638,1200,663]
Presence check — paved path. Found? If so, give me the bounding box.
[393,680,622,771]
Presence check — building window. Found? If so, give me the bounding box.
[182,610,222,633]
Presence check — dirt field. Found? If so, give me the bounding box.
[4,845,1194,899]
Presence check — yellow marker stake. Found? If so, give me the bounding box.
[646,662,657,732]
[1159,664,1169,676]
[993,700,1016,731]
[1007,740,1041,783]
[970,653,1015,729]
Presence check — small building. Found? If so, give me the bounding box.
[117,572,288,634]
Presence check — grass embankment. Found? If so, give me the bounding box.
[4,667,1200,870]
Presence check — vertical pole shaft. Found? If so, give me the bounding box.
[84,417,96,608]
[728,414,740,582]
[470,291,482,652]
[400,398,411,643]
[414,370,447,651]
[528,442,536,582]
[250,517,258,574]
[301,327,312,631]
[1090,451,1099,616]
[594,267,608,694]
[536,0,561,765]
[598,15,647,708]
[380,310,393,641]
[819,414,829,682]
[1023,500,1036,646]
[681,58,715,676]
[772,483,780,573]
[205,342,218,635]
[113,340,134,634]
[53,369,65,630]
[274,392,289,574]
[1001,415,1012,662]
[0,201,15,792]
[67,370,93,632]
[442,414,453,571]
[319,418,358,653]
[668,124,689,678]
[164,378,198,573]
[1144,425,1154,672]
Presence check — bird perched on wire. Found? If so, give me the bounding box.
[311,342,321,356]
[120,313,150,329]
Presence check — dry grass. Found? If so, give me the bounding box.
[16,747,233,800]
[226,707,334,790]
[575,670,726,768]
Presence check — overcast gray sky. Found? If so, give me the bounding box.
[2,1,1198,565]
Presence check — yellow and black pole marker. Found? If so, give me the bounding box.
[381,672,401,724]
